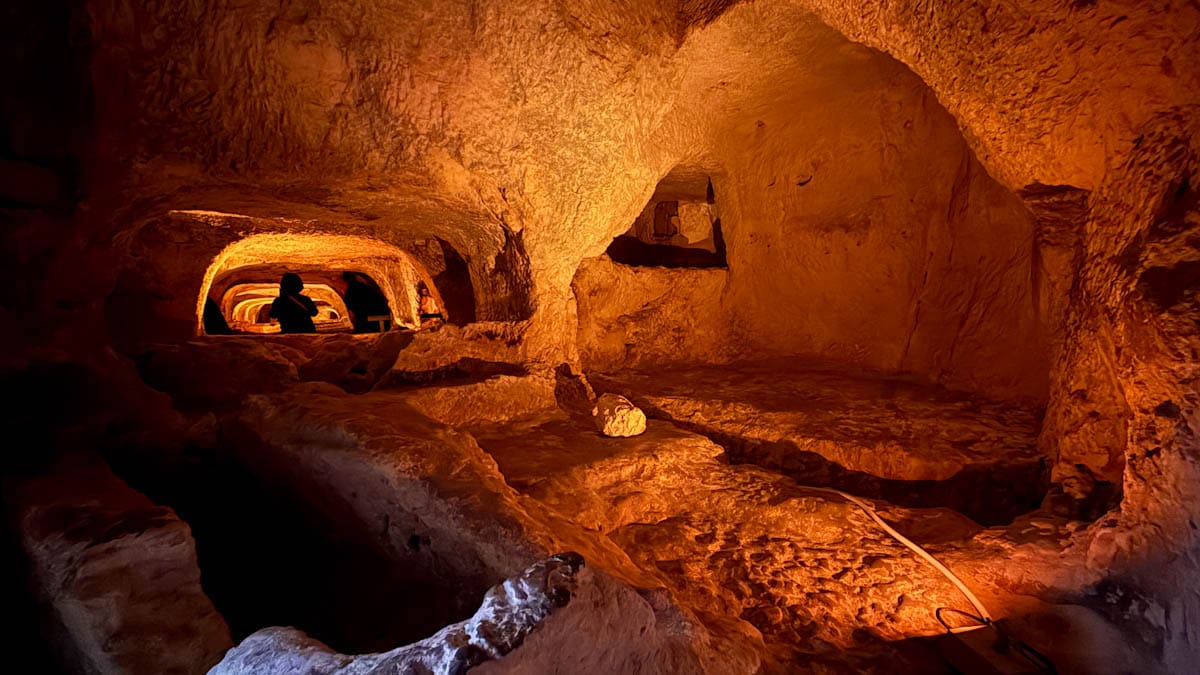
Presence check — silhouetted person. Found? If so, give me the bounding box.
[269,273,318,333]
[342,271,391,333]
[202,296,232,335]
[418,283,444,327]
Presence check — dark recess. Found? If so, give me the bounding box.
[606,219,728,269]
[432,238,477,325]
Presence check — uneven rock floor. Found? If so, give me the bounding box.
[115,342,1066,670]
[591,362,1049,524]
[471,410,987,668]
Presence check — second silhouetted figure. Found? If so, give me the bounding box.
[342,271,390,333]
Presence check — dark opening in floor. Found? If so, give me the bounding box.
[105,448,474,654]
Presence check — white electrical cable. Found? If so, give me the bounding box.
[810,487,993,634]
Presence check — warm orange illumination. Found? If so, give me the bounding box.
[197,232,446,335]
[222,283,351,334]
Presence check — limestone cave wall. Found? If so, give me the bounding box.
[578,3,1051,403]
[2,0,1198,671]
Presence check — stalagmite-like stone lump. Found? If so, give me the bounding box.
[2,0,1198,673]
[592,393,648,437]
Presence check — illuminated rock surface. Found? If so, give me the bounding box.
[593,363,1048,524]
[221,384,758,671]
[1,0,1197,672]
[591,393,648,437]
[473,413,969,657]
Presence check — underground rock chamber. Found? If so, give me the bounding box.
[3,0,1198,673]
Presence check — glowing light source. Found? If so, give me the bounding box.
[197,232,446,335]
[222,282,351,334]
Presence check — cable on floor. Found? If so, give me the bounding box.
[809,486,992,631]
[812,486,1057,673]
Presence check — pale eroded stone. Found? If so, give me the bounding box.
[592,393,647,437]
[7,453,232,674]
[209,552,585,675]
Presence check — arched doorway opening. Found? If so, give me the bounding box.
[197,233,445,336]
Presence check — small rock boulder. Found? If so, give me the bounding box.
[592,393,647,437]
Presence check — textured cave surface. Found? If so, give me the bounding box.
[2,0,1198,673]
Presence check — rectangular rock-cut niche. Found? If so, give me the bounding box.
[607,170,728,268]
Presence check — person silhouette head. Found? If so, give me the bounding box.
[280,273,304,296]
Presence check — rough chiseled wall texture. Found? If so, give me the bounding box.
[572,257,731,370]
[82,0,703,369]
[85,0,1051,405]
[51,0,1200,667]
[1071,127,1200,670]
[666,3,1046,401]
[564,3,1048,404]
[798,0,1200,192]
[784,0,1199,666]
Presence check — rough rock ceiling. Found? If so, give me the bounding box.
[3,0,1198,672]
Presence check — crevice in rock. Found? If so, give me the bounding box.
[104,446,475,654]
[375,357,530,389]
[682,425,1049,526]
[0,510,61,674]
